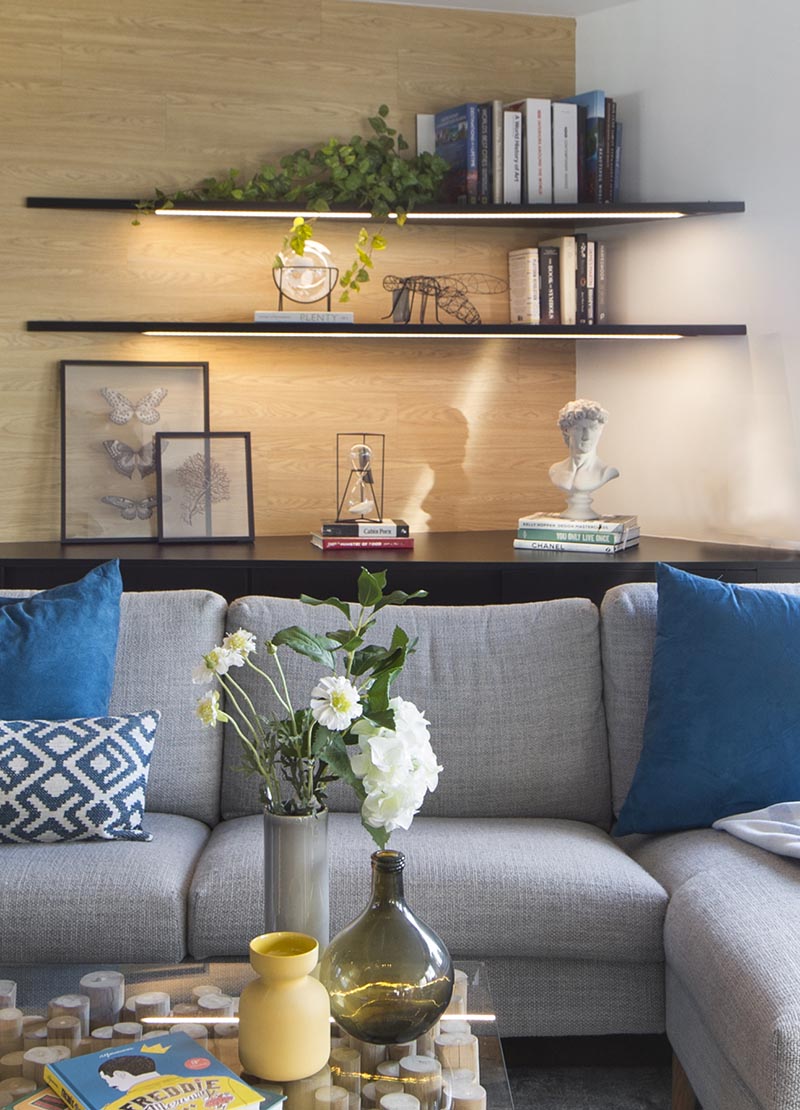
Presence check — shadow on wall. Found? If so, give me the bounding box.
[421,407,471,531]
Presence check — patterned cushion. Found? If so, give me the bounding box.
[0,711,160,843]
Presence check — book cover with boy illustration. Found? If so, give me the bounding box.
[43,1032,283,1110]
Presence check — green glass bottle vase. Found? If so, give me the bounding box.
[319,849,454,1044]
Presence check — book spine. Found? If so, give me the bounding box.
[507,249,540,324]
[491,99,504,204]
[613,120,622,202]
[513,538,636,554]
[321,522,410,536]
[595,241,608,323]
[575,233,589,326]
[538,245,560,324]
[466,102,479,203]
[43,1069,79,1110]
[518,526,640,544]
[253,312,354,322]
[551,102,578,203]
[314,537,415,550]
[477,103,492,204]
[524,99,552,204]
[586,240,596,324]
[503,111,522,203]
[517,514,635,532]
[575,104,588,202]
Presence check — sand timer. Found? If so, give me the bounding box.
[335,433,385,522]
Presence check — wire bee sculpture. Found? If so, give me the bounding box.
[382,273,508,326]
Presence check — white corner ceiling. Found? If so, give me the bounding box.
[355,0,634,16]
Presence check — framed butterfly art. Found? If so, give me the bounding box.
[60,360,209,543]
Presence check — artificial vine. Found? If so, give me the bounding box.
[136,106,448,301]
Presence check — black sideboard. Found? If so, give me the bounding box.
[1,532,799,606]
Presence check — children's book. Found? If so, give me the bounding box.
[44,1031,284,1110]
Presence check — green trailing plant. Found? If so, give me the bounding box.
[136,106,448,301]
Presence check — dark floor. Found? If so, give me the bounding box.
[503,1035,673,1109]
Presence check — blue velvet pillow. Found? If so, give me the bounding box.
[615,563,800,836]
[0,561,122,720]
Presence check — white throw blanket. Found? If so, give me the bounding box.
[713,801,800,860]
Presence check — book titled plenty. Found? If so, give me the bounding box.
[44,1031,283,1110]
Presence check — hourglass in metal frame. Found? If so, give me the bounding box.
[335,432,385,523]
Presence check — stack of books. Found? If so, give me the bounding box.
[508,235,607,325]
[311,518,414,551]
[417,88,621,208]
[513,512,639,553]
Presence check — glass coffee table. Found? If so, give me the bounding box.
[0,960,513,1110]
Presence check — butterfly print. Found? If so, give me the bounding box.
[100,387,168,425]
[100,495,160,520]
[102,438,157,479]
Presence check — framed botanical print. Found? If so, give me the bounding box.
[155,431,254,543]
[60,360,209,543]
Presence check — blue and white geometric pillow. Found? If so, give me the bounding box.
[0,711,160,844]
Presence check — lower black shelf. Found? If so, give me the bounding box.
[0,532,796,606]
[25,321,747,339]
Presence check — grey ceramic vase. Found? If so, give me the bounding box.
[319,848,454,1044]
[263,806,329,952]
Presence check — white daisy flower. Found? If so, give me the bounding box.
[309,675,363,730]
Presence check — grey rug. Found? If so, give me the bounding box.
[503,1034,673,1109]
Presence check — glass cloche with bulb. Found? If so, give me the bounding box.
[336,433,385,523]
[273,239,339,311]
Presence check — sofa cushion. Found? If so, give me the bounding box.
[220,597,611,827]
[0,711,160,843]
[0,561,122,719]
[615,564,800,836]
[188,812,667,964]
[623,826,782,897]
[600,579,800,819]
[664,857,800,1110]
[0,812,210,963]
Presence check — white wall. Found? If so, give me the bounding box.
[575,0,800,547]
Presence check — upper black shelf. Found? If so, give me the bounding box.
[25,198,746,227]
[26,321,747,339]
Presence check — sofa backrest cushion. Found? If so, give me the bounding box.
[600,579,800,818]
[222,595,612,828]
[0,587,228,825]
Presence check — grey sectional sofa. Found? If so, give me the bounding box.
[2,582,799,1110]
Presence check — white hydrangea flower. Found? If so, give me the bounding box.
[222,628,257,658]
[192,646,246,684]
[310,675,363,730]
[196,689,227,727]
[349,696,441,833]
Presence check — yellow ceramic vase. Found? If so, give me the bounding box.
[238,931,331,1081]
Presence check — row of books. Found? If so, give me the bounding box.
[513,512,639,553]
[311,518,414,550]
[418,89,621,207]
[509,235,607,326]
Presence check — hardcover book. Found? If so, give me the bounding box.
[518,512,638,532]
[517,525,641,544]
[311,534,414,550]
[513,536,639,554]
[434,103,479,204]
[508,247,541,325]
[538,245,560,324]
[504,97,552,204]
[559,90,606,202]
[539,235,577,325]
[44,1031,283,1110]
[502,110,522,204]
[320,518,410,537]
[253,311,354,322]
[477,102,493,204]
[551,101,578,204]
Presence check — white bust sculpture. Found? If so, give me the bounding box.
[549,398,619,520]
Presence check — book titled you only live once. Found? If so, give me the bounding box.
[44,1032,284,1110]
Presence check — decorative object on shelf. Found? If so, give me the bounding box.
[155,431,254,544]
[273,239,339,311]
[191,568,439,947]
[336,432,385,522]
[238,932,330,1082]
[135,105,448,301]
[60,360,209,544]
[548,398,620,520]
[319,849,454,1045]
[382,273,507,325]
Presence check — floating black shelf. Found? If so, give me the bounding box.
[25,321,747,339]
[24,197,746,227]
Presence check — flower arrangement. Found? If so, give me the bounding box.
[193,568,441,847]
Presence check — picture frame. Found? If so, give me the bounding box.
[60,360,209,544]
[155,431,254,544]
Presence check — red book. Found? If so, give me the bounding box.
[311,534,414,550]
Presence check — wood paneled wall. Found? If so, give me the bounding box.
[1,0,576,540]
